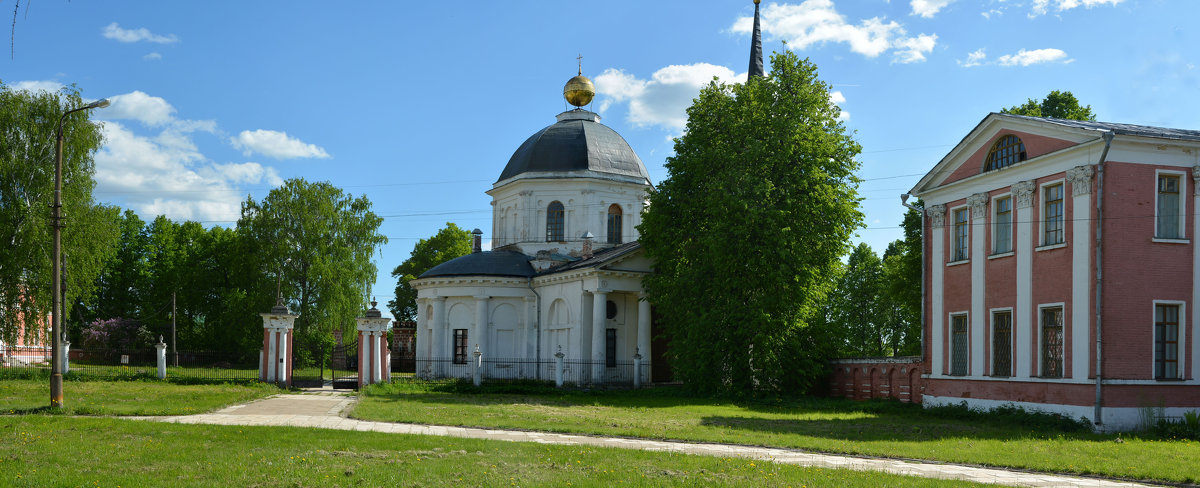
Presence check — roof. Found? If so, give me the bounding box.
[418,251,535,279]
[497,109,650,184]
[998,113,1200,142]
[542,241,643,274]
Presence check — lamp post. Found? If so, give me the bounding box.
[50,98,109,408]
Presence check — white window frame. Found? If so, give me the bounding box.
[991,193,1014,256]
[1153,169,1188,242]
[989,307,1014,377]
[1151,300,1187,380]
[949,204,970,264]
[949,311,970,376]
[1037,302,1066,379]
[1038,179,1066,249]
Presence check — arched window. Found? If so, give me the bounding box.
[984,134,1026,171]
[546,201,564,242]
[607,204,623,244]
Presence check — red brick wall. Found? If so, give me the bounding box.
[828,358,927,403]
[944,131,1079,185]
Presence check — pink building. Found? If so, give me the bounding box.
[910,113,1200,431]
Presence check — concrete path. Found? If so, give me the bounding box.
[133,391,1160,488]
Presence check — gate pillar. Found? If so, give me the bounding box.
[260,298,297,387]
[356,300,391,387]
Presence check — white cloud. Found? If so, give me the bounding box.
[958,48,988,67]
[830,90,850,121]
[911,0,954,18]
[996,48,1071,66]
[143,52,162,61]
[8,80,64,94]
[102,22,179,44]
[731,0,938,63]
[595,64,740,130]
[230,129,330,160]
[1030,0,1122,16]
[104,91,177,126]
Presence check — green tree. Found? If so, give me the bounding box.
[638,50,863,396]
[0,83,120,345]
[238,178,387,363]
[89,210,151,322]
[1002,90,1096,121]
[830,243,883,357]
[387,223,472,322]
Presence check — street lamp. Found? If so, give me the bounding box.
[50,98,109,408]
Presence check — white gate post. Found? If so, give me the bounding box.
[155,337,167,379]
[355,300,392,388]
[260,298,298,387]
[633,349,642,389]
[554,345,565,388]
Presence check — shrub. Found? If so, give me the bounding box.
[80,318,154,352]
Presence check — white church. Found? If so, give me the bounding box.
[409,70,665,384]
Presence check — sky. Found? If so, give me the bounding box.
[4,0,1198,319]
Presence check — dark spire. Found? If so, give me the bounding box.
[748,0,764,79]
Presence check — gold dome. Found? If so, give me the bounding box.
[563,75,595,107]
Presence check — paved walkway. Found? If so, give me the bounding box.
[133,391,1160,488]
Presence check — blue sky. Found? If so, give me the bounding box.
[5,0,1197,317]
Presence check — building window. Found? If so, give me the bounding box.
[607,204,623,244]
[992,311,1012,377]
[994,196,1012,254]
[546,201,564,242]
[951,314,968,376]
[452,329,468,364]
[1155,304,1180,380]
[984,134,1027,171]
[1157,174,1183,239]
[606,300,618,320]
[1040,307,1064,378]
[953,208,969,261]
[1043,183,1064,246]
[605,328,617,367]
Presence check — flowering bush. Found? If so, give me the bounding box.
[80,318,153,352]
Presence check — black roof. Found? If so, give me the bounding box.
[419,251,535,279]
[545,242,643,274]
[497,110,650,184]
[998,113,1200,142]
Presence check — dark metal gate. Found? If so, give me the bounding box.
[331,341,358,389]
[290,338,327,388]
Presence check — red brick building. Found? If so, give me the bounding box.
[909,113,1200,430]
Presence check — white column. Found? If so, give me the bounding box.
[927,204,946,376]
[474,296,489,359]
[968,192,988,376]
[1013,181,1036,378]
[591,289,609,383]
[1068,165,1095,380]
[432,297,447,376]
[278,329,289,384]
[266,329,278,382]
[415,298,427,359]
[523,296,536,359]
[637,294,651,377]
[580,291,594,362]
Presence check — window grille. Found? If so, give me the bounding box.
[1155,304,1180,379]
[546,201,565,242]
[453,329,468,364]
[1041,308,1063,378]
[951,315,968,376]
[984,135,1027,171]
[1043,184,1064,245]
[992,312,1012,377]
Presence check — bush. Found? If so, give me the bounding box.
[81,318,154,352]
[921,401,1092,433]
[1150,410,1200,440]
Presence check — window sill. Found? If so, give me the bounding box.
[1152,238,1189,244]
[1035,242,1067,252]
[988,251,1014,260]
[1155,377,1186,382]
[946,259,969,267]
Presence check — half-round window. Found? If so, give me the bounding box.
[546,201,565,242]
[607,204,623,244]
[984,135,1027,171]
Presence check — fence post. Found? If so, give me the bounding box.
[633,349,642,389]
[472,344,482,387]
[554,345,564,388]
[155,337,167,379]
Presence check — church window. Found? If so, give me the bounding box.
[951,314,968,376]
[605,328,617,367]
[606,300,617,320]
[607,204,623,244]
[984,134,1026,171]
[546,201,565,242]
[453,329,468,364]
[1155,303,1181,380]
[1040,307,1063,378]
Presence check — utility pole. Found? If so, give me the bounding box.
[172,291,178,367]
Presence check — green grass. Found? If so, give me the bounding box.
[0,416,988,487]
[0,378,278,415]
[354,382,1200,484]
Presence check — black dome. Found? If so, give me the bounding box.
[419,251,535,279]
[497,110,649,184]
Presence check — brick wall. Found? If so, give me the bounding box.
[828,357,927,403]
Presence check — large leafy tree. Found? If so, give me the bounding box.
[0,83,120,345]
[237,178,387,360]
[831,243,884,357]
[639,50,863,396]
[1002,90,1096,121]
[388,223,472,322]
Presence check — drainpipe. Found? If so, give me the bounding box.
[528,276,542,380]
[902,194,925,362]
[1094,131,1114,427]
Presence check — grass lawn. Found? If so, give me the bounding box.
[0,416,988,487]
[353,383,1200,484]
[0,378,278,416]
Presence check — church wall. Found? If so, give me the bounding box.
[487,176,649,254]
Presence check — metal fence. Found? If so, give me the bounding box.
[410,357,649,387]
[1,347,260,382]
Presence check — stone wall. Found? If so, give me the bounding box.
[828,357,927,403]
